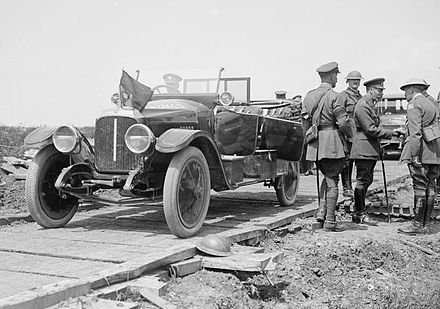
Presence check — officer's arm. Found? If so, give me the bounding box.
[357,106,393,139]
[407,103,423,160]
[301,102,312,133]
[333,96,351,138]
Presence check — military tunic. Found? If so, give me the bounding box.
[335,87,362,143]
[302,83,350,162]
[399,93,440,196]
[350,93,393,190]
[399,93,440,164]
[350,93,393,160]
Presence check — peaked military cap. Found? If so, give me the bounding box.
[316,62,340,74]
[163,73,182,83]
[363,77,385,89]
[275,90,287,99]
[400,78,430,90]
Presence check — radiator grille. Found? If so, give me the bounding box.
[94,116,141,172]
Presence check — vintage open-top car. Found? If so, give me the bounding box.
[377,93,407,157]
[24,68,304,238]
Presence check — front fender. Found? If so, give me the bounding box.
[24,126,56,148]
[156,129,231,191]
[156,129,213,153]
[24,126,95,163]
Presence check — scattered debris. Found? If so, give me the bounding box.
[398,238,440,257]
[0,156,29,180]
[169,257,202,277]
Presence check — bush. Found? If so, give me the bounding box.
[0,125,37,158]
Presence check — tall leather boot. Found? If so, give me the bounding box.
[352,188,377,226]
[425,187,436,233]
[341,165,353,197]
[315,179,327,222]
[323,189,346,232]
[398,195,427,235]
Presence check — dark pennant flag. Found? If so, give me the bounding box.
[119,70,153,112]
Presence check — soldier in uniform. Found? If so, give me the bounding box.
[350,78,399,225]
[335,70,363,197]
[398,78,440,235]
[421,81,440,197]
[162,73,182,93]
[302,61,351,232]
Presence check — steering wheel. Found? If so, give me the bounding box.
[152,84,181,94]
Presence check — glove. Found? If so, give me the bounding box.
[392,127,406,137]
[411,156,422,168]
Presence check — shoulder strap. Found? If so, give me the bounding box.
[311,89,330,124]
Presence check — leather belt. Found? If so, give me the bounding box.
[318,124,338,131]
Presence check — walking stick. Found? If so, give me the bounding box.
[380,143,391,223]
[316,162,320,208]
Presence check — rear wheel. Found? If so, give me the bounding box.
[25,145,78,227]
[163,146,210,238]
[275,161,300,206]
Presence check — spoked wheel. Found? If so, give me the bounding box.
[25,145,78,227]
[275,161,300,206]
[163,146,211,238]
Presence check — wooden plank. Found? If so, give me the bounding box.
[0,278,91,309]
[261,252,285,271]
[2,156,29,167]
[130,276,170,296]
[0,162,27,176]
[169,257,202,277]
[47,297,139,309]
[201,253,272,272]
[93,272,169,299]
[137,287,177,309]
[0,270,60,300]
[253,203,318,230]
[231,244,265,254]
[0,233,152,263]
[219,226,266,243]
[88,243,197,289]
[0,251,114,279]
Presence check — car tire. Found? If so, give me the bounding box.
[163,146,210,238]
[275,161,300,206]
[25,145,78,228]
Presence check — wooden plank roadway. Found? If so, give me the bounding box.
[0,161,407,308]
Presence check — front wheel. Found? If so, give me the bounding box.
[25,145,78,228]
[163,146,211,238]
[275,161,300,206]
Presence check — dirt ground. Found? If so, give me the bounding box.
[1,169,440,308]
[160,215,440,309]
[0,174,27,218]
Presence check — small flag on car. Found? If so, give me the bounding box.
[119,70,153,112]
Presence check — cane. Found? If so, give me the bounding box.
[316,163,321,208]
[380,143,391,224]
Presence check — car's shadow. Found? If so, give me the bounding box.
[55,193,317,239]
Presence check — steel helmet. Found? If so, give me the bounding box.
[400,78,430,91]
[196,235,232,257]
[345,70,363,80]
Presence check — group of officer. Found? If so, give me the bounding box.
[301,61,440,234]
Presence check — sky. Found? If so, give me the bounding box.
[1,0,439,127]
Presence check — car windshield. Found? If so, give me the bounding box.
[128,68,250,104]
[377,95,408,116]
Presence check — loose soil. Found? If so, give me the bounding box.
[162,218,440,309]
